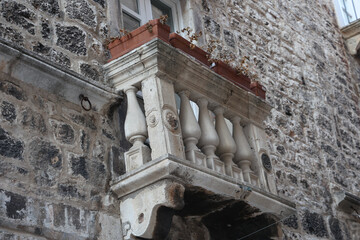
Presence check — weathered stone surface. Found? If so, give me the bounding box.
[109,146,125,176]
[41,19,51,39]
[302,210,328,237]
[70,154,89,179]
[102,128,114,140]
[0,81,27,101]
[203,16,220,37]
[0,0,358,239]
[56,25,86,55]
[66,0,96,27]
[0,126,23,159]
[50,49,71,68]
[1,101,16,123]
[53,203,65,227]
[33,42,71,68]
[70,113,97,130]
[0,23,24,45]
[224,30,235,48]
[329,217,343,240]
[31,0,60,16]
[93,0,105,8]
[52,121,75,144]
[1,1,35,34]
[21,107,47,133]
[88,160,106,187]
[57,184,84,199]
[0,190,27,220]
[29,138,62,170]
[80,63,100,81]
[80,130,90,153]
[283,214,299,229]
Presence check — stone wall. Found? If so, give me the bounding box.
[0,0,359,239]
[0,60,123,238]
[0,0,108,82]
[191,0,360,239]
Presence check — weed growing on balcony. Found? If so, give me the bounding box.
[104,28,131,45]
[176,27,203,49]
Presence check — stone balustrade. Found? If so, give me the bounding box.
[106,39,276,193]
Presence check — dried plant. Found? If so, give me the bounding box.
[159,14,168,24]
[203,38,256,80]
[176,27,203,49]
[104,28,131,46]
[145,23,153,33]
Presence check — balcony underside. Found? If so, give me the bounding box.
[111,155,296,239]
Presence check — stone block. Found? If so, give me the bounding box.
[56,25,86,55]
[70,154,89,179]
[0,80,27,101]
[29,138,62,170]
[80,63,100,81]
[65,0,96,27]
[1,1,35,34]
[0,126,23,159]
[301,210,328,237]
[31,0,60,16]
[1,101,16,123]
[232,165,243,181]
[21,107,47,133]
[50,120,75,144]
[98,213,122,240]
[125,144,151,172]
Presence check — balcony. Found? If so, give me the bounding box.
[104,22,295,239]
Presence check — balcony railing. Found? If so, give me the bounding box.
[105,33,295,239]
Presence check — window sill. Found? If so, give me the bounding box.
[341,19,360,56]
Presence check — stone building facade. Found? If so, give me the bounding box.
[0,0,359,239]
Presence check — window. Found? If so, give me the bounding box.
[121,0,182,32]
[333,0,360,27]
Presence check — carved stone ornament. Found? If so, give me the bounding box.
[162,107,179,132]
[147,110,159,128]
[261,153,272,171]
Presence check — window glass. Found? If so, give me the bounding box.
[151,0,174,31]
[123,12,141,31]
[122,0,139,13]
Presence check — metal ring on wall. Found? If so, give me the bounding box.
[79,94,92,111]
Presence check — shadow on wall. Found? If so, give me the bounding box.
[162,187,281,240]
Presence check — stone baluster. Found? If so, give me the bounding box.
[124,86,151,171]
[197,98,224,173]
[179,91,206,166]
[231,116,256,183]
[214,107,237,177]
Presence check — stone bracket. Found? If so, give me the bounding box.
[120,179,185,239]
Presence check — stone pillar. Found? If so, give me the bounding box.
[141,76,185,160]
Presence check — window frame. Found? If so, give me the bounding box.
[333,0,360,27]
[120,0,183,32]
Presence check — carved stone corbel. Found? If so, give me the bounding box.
[120,180,185,239]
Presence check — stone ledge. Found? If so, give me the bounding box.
[110,154,296,218]
[335,191,360,216]
[0,37,119,112]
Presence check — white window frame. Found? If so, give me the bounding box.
[121,0,183,32]
[333,0,360,27]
